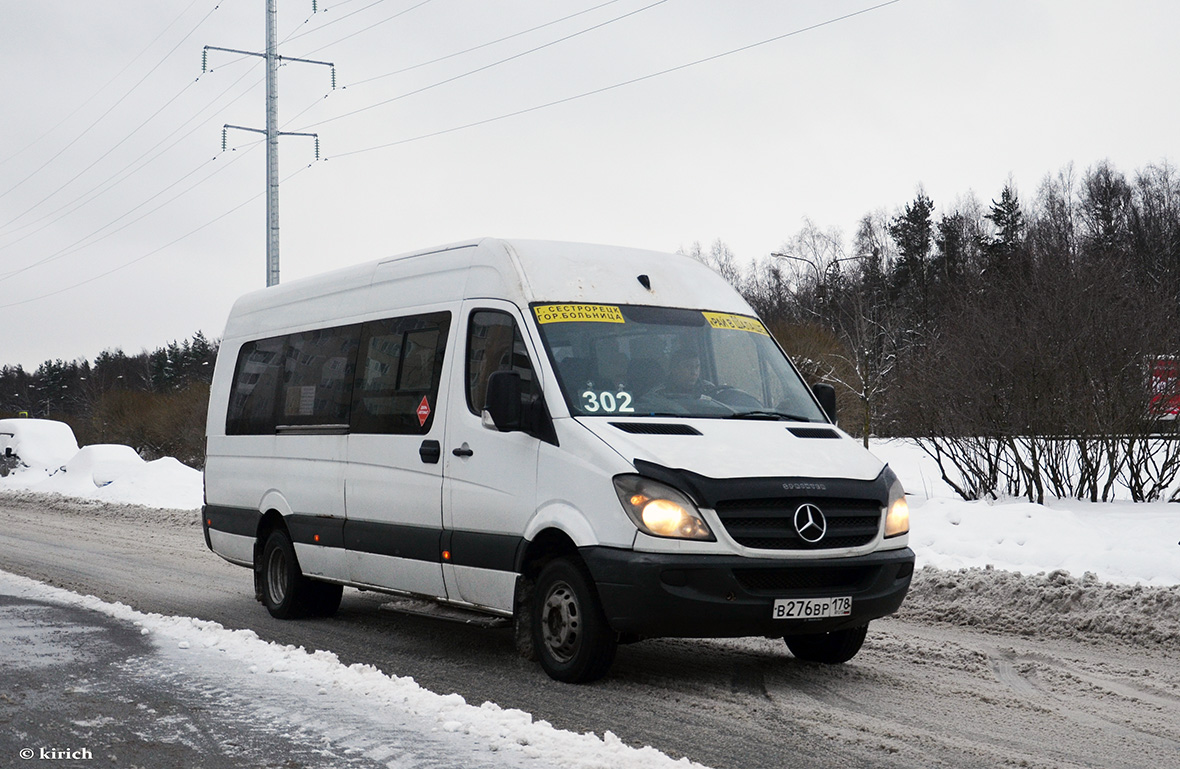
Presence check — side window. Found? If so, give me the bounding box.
[226,336,285,435]
[352,312,451,434]
[466,310,537,415]
[280,325,361,426]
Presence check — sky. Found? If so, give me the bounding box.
[1,0,1177,369]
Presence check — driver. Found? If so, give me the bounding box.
[656,349,715,397]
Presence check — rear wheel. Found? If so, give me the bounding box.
[785,624,869,664]
[532,558,617,683]
[260,529,314,619]
[307,581,343,617]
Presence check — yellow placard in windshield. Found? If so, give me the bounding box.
[703,312,769,335]
[534,304,624,324]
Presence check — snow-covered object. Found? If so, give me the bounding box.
[0,418,79,469]
[91,457,203,509]
[64,444,145,487]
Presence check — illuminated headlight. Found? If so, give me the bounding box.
[883,465,910,538]
[613,475,714,541]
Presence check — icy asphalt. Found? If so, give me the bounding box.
[0,589,549,769]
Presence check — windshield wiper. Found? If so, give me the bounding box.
[724,410,811,422]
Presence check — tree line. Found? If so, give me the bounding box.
[5,158,1178,498]
[691,159,1180,502]
[0,332,217,468]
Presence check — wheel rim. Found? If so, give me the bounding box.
[266,545,288,606]
[540,580,581,663]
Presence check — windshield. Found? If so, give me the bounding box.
[531,303,826,421]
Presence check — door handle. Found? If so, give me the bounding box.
[419,439,441,464]
[452,443,474,458]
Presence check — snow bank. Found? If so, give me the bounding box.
[0,569,708,769]
[903,566,1180,647]
[869,438,1180,587]
[0,419,203,509]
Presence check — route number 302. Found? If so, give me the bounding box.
[581,390,635,413]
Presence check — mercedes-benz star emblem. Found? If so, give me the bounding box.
[793,503,827,544]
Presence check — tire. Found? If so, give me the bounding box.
[260,529,314,619]
[307,581,343,617]
[785,624,869,664]
[532,558,617,683]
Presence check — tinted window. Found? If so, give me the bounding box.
[352,312,451,434]
[279,326,361,426]
[226,336,285,435]
[466,310,537,414]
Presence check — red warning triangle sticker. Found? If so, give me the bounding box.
[416,396,431,426]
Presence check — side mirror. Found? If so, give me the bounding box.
[812,382,837,424]
[483,371,522,431]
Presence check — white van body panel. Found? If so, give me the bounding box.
[530,418,637,548]
[575,418,885,482]
[208,529,253,566]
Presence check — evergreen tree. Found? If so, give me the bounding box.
[983,184,1025,273]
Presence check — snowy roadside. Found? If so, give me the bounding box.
[3,487,1177,652]
[0,568,707,769]
[6,435,1180,586]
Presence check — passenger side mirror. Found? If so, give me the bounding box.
[483,371,523,431]
[812,382,837,424]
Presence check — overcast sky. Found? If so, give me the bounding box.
[2,0,1177,369]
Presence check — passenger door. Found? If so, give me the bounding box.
[442,302,542,611]
[345,311,453,598]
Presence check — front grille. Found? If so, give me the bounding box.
[733,566,871,593]
[714,497,881,550]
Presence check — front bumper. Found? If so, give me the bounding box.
[581,546,914,638]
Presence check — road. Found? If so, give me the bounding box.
[2,492,1178,769]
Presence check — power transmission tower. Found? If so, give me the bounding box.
[205,0,334,287]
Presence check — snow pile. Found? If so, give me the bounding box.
[0,419,203,509]
[0,569,707,769]
[903,567,1180,647]
[65,444,144,486]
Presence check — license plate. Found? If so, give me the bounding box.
[772,596,852,620]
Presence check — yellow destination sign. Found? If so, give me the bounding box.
[702,312,769,335]
[534,304,625,324]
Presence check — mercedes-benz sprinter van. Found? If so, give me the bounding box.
[203,238,913,682]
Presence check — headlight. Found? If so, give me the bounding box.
[883,465,909,538]
[613,475,714,540]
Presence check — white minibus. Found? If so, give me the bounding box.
[203,238,913,682]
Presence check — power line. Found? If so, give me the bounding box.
[0,68,266,248]
[294,0,436,57]
[0,162,316,311]
[0,0,211,171]
[344,0,624,89]
[0,1,223,204]
[293,0,671,133]
[282,0,391,44]
[329,0,902,160]
[0,144,261,284]
[276,0,629,133]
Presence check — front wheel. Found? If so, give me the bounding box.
[785,624,869,664]
[532,558,617,683]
